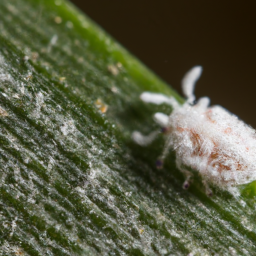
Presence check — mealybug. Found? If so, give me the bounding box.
[132,66,256,196]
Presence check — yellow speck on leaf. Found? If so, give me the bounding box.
[59,77,66,82]
[95,99,108,114]
[107,63,122,76]
[54,16,62,24]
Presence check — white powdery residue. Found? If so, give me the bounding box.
[19,82,26,95]
[2,220,9,229]
[229,247,238,255]
[6,3,19,14]
[0,54,15,88]
[47,156,55,170]
[66,21,73,29]
[4,129,50,175]
[125,192,132,197]
[159,249,168,254]
[24,157,30,164]
[81,163,100,187]
[94,163,115,182]
[75,186,86,195]
[23,71,33,81]
[60,119,77,136]
[219,218,243,240]
[31,92,48,119]
[13,166,22,183]
[43,111,86,153]
[74,187,93,205]
[88,169,97,180]
[30,91,46,119]
[33,209,74,255]
[5,132,20,152]
[240,216,254,232]
[62,44,74,57]
[0,241,24,256]
[27,197,36,204]
[0,72,12,82]
[9,217,18,237]
[55,224,62,231]
[47,34,58,53]
[0,172,7,187]
[36,92,44,107]
[239,200,246,208]
[97,188,125,219]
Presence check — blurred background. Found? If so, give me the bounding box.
[70,0,256,128]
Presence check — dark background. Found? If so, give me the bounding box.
[70,0,256,128]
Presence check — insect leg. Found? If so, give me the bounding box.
[202,179,213,197]
[156,135,174,169]
[132,112,169,146]
[176,159,193,189]
[153,112,169,127]
[140,92,179,109]
[132,130,160,146]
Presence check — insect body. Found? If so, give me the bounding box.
[132,66,256,196]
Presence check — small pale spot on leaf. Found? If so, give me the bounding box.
[0,107,8,117]
[54,16,62,24]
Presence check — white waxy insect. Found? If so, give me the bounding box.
[132,66,256,196]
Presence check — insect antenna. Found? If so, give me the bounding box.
[182,66,202,104]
